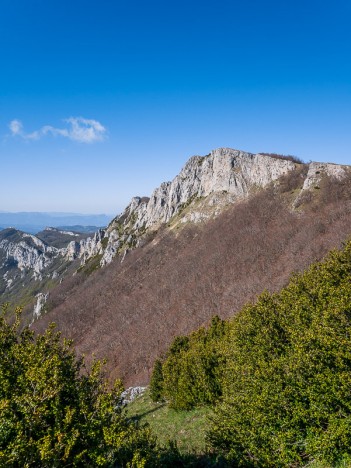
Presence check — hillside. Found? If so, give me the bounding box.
[4,211,351,466]
[36,227,90,249]
[150,237,351,466]
[33,149,351,386]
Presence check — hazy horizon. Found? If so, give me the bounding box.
[0,210,113,216]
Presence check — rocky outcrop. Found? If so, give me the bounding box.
[301,161,348,190]
[125,148,296,230]
[63,230,106,263]
[0,234,57,279]
[45,227,80,236]
[291,161,349,208]
[32,292,49,321]
[121,386,146,404]
[0,228,85,309]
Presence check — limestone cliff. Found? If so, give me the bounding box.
[82,148,349,268]
[80,148,297,267]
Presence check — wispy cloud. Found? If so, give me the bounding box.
[8,117,107,143]
[9,119,24,136]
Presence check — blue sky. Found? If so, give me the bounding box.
[1,0,351,214]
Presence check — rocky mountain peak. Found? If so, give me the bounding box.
[116,147,296,228]
[86,148,298,268]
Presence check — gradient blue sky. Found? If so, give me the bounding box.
[1,0,351,214]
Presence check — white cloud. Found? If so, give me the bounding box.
[9,119,23,136]
[64,117,106,143]
[8,117,107,144]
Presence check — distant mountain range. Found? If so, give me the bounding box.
[0,212,112,234]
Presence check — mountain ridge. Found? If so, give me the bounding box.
[32,149,351,386]
[72,148,349,270]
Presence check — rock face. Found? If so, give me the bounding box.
[32,292,49,321]
[0,228,82,317]
[82,149,297,267]
[0,234,55,279]
[302,161,348,190]
[4,149,294,285]
[122,148,295,230]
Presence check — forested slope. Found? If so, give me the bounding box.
[34,170,351,386]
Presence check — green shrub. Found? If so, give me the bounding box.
[208,242,351,466]
[149,359,164,403]
[156,317,227,410]
[0,306,156,467]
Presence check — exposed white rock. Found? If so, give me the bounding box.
[121,386,146,404]
[301,161,348,190]
[119,149,296,232]
[181,211,210,224]
[78,229,105,263]
[0,230,77,288]
[0,238,57,273]
[22,233,49,249]
[3,149,349,286]
[3,271,13,289]
[100,229,120,266]
[62,229,107,264]
[44,227,79,236]
[120,249,129,264]
[292,161,349,208]
[64,241,81,261]
[32,292,49,321]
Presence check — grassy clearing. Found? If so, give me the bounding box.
[124,389,211,454]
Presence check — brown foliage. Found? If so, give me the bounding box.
[34,172,351,386]
[259,153,305,164]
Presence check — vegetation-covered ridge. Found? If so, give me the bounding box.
[151,239,351,466]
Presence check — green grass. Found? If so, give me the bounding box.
[124,389,211,454]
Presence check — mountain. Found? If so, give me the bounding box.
[0,227,82,317]
[56,148,300,269]
[0,212,112,234]
[36,227,91,249]
[28,148,351,387]
[56,225,104,234]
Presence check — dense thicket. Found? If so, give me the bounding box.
[0,306,156,467]
[155,240,351,466]
[34,171,351,386]
[150,316,228,409]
